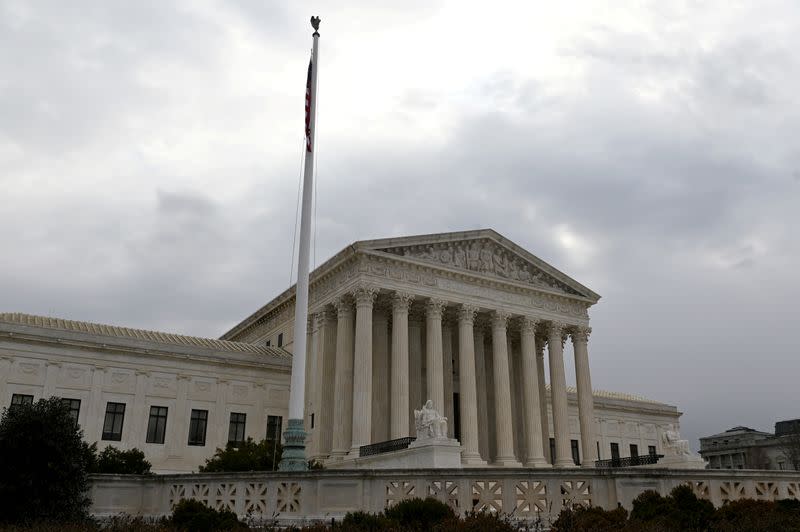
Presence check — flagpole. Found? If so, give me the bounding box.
[279,16,321,471]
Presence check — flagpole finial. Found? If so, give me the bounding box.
[310,16,321,34]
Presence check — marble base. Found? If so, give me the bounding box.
[328,437,463,469]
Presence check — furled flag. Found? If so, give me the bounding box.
[305,56,313,152]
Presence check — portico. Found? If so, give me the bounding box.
[222,229,602,468]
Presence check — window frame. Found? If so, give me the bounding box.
[266,415,283,444]
[228,412,247,446]
[571,439,581,466]
[102,402,126,441]
[10,394,34,412]
[187,409,209,446]
[146,406,169,444]
[277,333,284,347]
[61,398,81,428]
[630,444,639,457]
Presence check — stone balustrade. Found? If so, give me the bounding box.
[90,469,800,526]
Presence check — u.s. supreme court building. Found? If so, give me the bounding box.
[0,229,692,473]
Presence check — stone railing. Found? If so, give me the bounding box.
[89,468,800,526]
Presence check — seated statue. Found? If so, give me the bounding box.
[414,399,448,440]
[662,424,691,456]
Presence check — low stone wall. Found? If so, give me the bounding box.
[90,468,800,526]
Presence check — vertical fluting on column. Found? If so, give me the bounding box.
[484,333,496,461]
[442,323,455,438]
[572,326,596,467]
[457,305,485,465]
[473,327,489,462]
[491,311,522,466]
[350,285,377,454]
[390,292,413,439]
[535,334,551,463]
[521,318,548,467]
[371,309,390,443]
[330,297,354,459]
[316,309,337,458]
[548,321,574,468]
[408,316,423,433]
[507,335,522,461]
[425,298,445,414]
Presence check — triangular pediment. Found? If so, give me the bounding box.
[356,230,599,301]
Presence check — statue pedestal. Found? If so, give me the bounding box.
[643,453,706,470]
[329,437,463,470]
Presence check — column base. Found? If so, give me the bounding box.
[277,418,308,471]
[460,451,487,467]
[580,461,596,469]
[553,459,578,469]
[524,458,550,468]
[492,456,523,467]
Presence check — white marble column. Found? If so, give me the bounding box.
[408,317,423,433]
[304,316,318,452]
[425,298,445,415]
[507,335,522,461]
[572,326,597,467]
[330,297,355,460]
[491,311,521,466]
[390,292,412,439]
[473,328,490,461]
[535,335,551,463]
[457,305,485,465]
[483,333,496,461]
[315,309,337,458]
[520,318,548,467]
[548,322,574,468]
[350,285,377,454]
[371,309,390,443]
[442,323,454,438]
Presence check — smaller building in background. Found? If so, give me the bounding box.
[700,420,800,470]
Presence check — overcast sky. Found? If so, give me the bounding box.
[2,1,798,449]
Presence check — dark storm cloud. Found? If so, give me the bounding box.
[1,1,799,450]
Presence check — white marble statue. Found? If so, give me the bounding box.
[662,424,691,456]
[414,400,448,440]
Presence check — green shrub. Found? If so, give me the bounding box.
[551,505,628,531]
[629,490,669,523]
[169,499,247,531]
[199,437,282,472]
[90,445,152,475]
[439,510,518,532]
[712,498,800,532]
[383,497,455,530]
[339,510,395,531]
[0,397,93,524]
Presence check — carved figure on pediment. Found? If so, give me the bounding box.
[467,242,481,271]
[479,245,493,272]
[440,247,453,264]
[453,245,466,268]
[414,399,448,440]
[492,252,509,277]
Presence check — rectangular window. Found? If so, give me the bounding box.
[265,340,271,347]
[266,415,283,444]
[648,445,657,457]
[310,412,315,430]
[10,394,34,412]
[188,409,208,446]
[549,438,556,464]
[146,406,168,444]
[102,402,126,441]
[61,398,81,428]
[610,442,620,461]
[277,333,284,347]
[228,412,247,446]
[596,441,601,460]
[571,439,581,466]
[630,444,639,457]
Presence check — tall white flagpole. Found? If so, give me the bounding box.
[279,16,321,471]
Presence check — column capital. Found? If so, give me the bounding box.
[457,304,478,325]
[570,326,591,344]
[425,298,446,318]
[519,316,540,335]
[391,291,414,312]
[491,310,510,329]
[547,321,569,346]
[333,295,354,318]
[352,284,378,307]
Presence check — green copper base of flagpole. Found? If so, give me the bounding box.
[277,418,308,471]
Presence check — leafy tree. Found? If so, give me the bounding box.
[199,437,282,472]
[89,445,152,475]
[169,499,247,531]
[0,397,93,524]
[382,497,455,530]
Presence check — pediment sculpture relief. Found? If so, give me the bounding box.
[378,240,582,296]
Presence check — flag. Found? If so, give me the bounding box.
[305,57,313,152]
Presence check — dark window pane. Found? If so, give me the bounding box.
[630,444,639,457]
[188,409,208,446]
[277,333,283,347]
[61,398,81,428]
[146,406,168,444]
[648,445,657,457]
[228,412,246,446]
[266,415,283,443]
[102,402,126,441]
[571,439,581,465]
[610,442,620,461]
[10,394,34,412]
[549,438,556,464]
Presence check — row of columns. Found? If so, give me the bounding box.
[308,286,596,468]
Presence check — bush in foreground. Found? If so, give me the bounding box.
[199,437,282,472]
[169,499,248,531]
[0,397,93,524]
[89,445,152,475]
